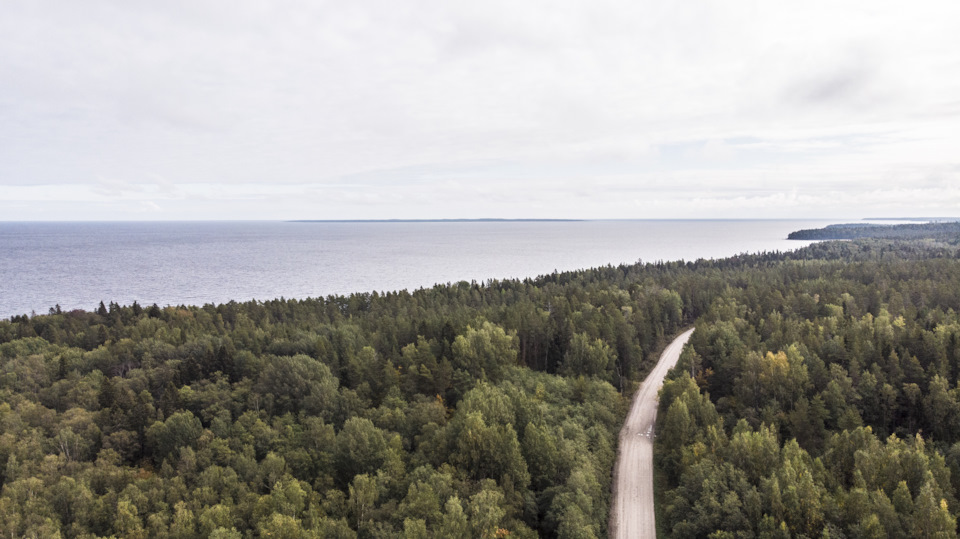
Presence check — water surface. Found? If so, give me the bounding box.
[0,220,833,318]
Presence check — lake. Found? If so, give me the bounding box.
[0,220,835,318]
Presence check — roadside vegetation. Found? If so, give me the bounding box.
[657,239,960,537]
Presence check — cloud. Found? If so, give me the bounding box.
[1,0,959,219]
[787,66,875,106]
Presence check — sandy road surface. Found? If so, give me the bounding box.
[610,328,694,539]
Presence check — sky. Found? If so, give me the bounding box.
[2,1,959,220]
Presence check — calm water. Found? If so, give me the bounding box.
[0,220,834,319]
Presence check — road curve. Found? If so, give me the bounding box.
[610,328,694,539]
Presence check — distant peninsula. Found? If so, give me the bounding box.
[788,221,960,241]
[290,218,583,223]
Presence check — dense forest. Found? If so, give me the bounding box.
[3,234,960,537]
[657,240,960,537]
[0,257,690,538]
[787,221,960,241]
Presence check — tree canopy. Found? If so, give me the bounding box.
[0,251,695,537]
[3,234,960,536]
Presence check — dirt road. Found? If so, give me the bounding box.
[610,328,694,539]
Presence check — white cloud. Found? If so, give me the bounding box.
[1,0,959,219]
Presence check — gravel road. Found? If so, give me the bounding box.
[610,328,694,538]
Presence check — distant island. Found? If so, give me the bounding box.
[788,221,960,241]
[290,218,583,223]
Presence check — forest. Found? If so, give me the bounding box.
[787,221,960,241]
[0,253,688,538]
[656,239,960,537]
[2,233,960,537]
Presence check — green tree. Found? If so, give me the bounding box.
[560,332,616,379]
[146,411,203,465]
[452,322,518,381]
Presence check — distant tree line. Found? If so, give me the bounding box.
[788,221,960,241]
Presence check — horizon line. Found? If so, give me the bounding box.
[0,217,860,224]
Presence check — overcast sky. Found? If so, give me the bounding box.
[2,1,959,220]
